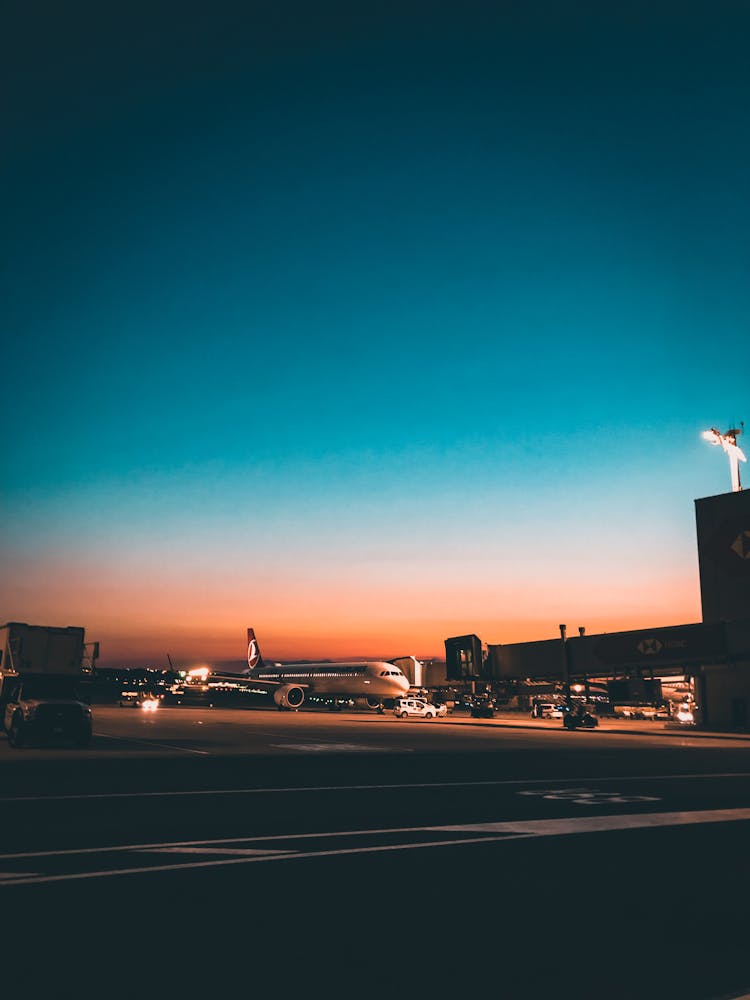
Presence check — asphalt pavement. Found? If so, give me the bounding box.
[1,707,749,1000]
[470,709,750,741]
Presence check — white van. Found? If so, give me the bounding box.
[531,701,563,719]
[393,698,446,719]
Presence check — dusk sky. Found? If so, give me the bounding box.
[2,1,748,668]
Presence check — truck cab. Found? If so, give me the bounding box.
[0,622,97,749]
[3,674,93,748]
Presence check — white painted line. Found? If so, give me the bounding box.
[3,803,750,867]
[4,806,750,887]
[0,834,528,886]
[148,847,291,856]
[94,733,210,755]
[430,808,750,837]
[270,743,410,753]
[0,770,748,804]
[0,825,507,860]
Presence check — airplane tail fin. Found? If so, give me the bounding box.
[246,627,265,673]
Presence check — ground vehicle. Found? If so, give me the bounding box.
[562,704,598,730]
[393,698,441,719]
[0,622,97,748]
[470,699,495,718]
[454,693,475,711]
[674,702,696,725]
[119,689,160,711]
[531,700,563,719]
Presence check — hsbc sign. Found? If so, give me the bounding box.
[591,623,726,668]
[731,531,750,560]
[637,639,663,655]
[635,637,692,655]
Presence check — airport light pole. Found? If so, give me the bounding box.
[578,626,590,702]
[559,624,572,708]
[702,425,746,492]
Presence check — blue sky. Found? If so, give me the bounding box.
[1,1,747,664]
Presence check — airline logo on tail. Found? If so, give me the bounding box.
[247,628,263,671]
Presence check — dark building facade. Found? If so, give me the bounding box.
[695,488,750,623]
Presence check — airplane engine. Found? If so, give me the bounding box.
[356,696,384,712]
[273,685,306,710]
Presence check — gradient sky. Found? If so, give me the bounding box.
[2,1,748,667]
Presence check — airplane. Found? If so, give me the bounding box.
[202,628,411,711]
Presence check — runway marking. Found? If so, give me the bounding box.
[0,826,506,860]
[270,742,411,753]
[429,808,750,836]
[518,787,660,805]
[0,771,748,804]
[2,807,750,887]
[0,834,528,886]
[149,847,291,856]
[94,733,210,755]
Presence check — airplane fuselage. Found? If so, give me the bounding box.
[252,661,410,699]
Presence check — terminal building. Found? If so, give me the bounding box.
[444,487,750,730]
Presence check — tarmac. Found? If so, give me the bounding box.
[446,709,750,742]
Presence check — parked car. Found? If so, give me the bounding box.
[531,700,563,719]
[393,698,441,719]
